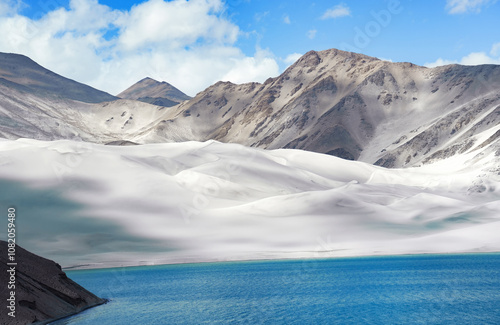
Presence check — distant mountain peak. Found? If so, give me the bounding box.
[118,77,191,107]
[137,77,159,83]
[298,48,380,64]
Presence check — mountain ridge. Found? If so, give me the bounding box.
[0,48,499,168]
[139,48,500,168]
[0,52,117,103]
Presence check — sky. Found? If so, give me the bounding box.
[0,0,499,96]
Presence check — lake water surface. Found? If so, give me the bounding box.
[52,254,500,324]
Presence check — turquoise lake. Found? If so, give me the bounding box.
[52,254,500,324]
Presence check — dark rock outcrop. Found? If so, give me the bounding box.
[0,241,105,325]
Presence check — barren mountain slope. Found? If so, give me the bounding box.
[1,49,499,167]
[0,82,98,141]
[0,77,179,143]
[140,49,500,167]
[0,52,117,103]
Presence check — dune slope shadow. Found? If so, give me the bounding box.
[0,179,172,267]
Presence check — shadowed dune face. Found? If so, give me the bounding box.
[0,179,174,267]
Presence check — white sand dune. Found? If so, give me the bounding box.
[0,138,499,268]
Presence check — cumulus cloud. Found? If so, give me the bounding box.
[445,0,497,14]
[0,0,280,96]
[118,0,238,51]
[460,52,500,65]
[220,48,279,84]
[424,43,500,67]
[320,3,351,19]
[424,58,457,68]
[0,0,120,84]
[283,14,291,24]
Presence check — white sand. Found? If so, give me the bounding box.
[0,138,499,268]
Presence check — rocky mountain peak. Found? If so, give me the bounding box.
[137,76,159,84]
[149,48,500,168]
[293,49,380,70]
[296,50,322,67]
[118,77,191,107]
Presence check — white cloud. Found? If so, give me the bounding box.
[307,29,317,39]
[0,0,280,97]
[424,58,457,68]
[283,53,303,66]
[460,51,500,65]
[445,0,496,14]
[118,0,238,51]
[283,14,291,24]
[0,0,120,84]
[0,0,24,16]
[321,3,351,19]
[424,43,500,67]
[490,42,500,56]
[220,48,279,84]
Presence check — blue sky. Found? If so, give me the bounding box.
[229,0,500,64]
[1,0,499,96]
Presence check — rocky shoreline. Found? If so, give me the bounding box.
[1,240,105,325]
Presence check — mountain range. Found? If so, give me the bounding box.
[0,48,498,169]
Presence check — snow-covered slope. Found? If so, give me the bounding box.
[0,82,177,143]
[0,138,498,267]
